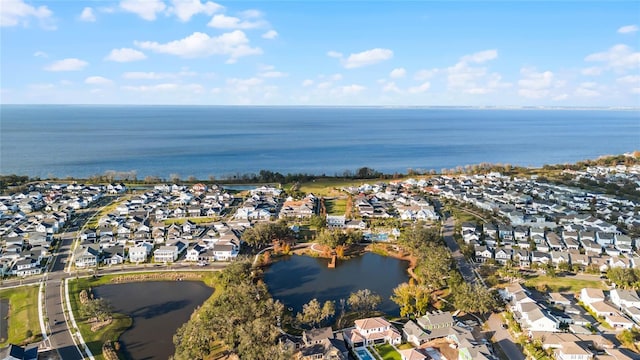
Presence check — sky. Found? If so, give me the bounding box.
[0,0,639,106]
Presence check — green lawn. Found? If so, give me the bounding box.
[0,285,42,347]
[524,275,605,292]
[325,198,347,215]
[293,179,362,196]
[373,343,402,360]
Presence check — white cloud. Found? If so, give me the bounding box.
[329,73,342,81]
[29,83,55,90]
[617,75,640,84]
[207,14,265,29]
[382,81,402,93]
[302,79,314,87]
[341,48,393,69]
[575,83,600,97]
[33,51,48,58]
[135,30,262,62]
[240,9,262,18]
[414,69,438,81]
[122,83,205,93]
[327,50,343,58]
[79,7,96,22]
[85,76,113,85]
[552,94,568,101]
[618,25,639,34]
[44,58,88,71]
[585,44,640,72]
[517,67,554,99]
[169,0,222,22]
[581,67,602,76]
[261,30,278,39]
[105,48,147,62]
[408,81,430,94]
[316,81,332,89]
[259,71,288,78]
[460,49,498,64]
[122,70,196,80]
[226,77,263,92]
[337,84,366,95]
[389,68,406,79]
[120,0,166,21]
[1,0,54,28]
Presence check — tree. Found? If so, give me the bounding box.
[453,283,498,314]
[242,221,295,248]
[348,289,382,315]
[297,299,322,327]
[81,298,113,322]
[309,215,326,230]
[390,283,432,318]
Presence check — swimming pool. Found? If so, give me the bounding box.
[355,348,375,360]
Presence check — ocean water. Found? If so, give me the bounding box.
[1,105,638,179]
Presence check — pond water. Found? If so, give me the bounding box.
[93,281,213,360]
[263,253,409,316]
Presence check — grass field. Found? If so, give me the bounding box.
[373,343,402,360]
[524,275,606,293]
[325,198,347,215]
[293,179,363,196]
[0,285,41,347]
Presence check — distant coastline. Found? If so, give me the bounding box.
[1,106,638,179]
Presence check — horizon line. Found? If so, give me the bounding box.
[2,104,639,110]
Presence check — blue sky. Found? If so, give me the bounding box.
[1,0,639,106]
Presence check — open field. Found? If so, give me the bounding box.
[0,285,41,347]
[292,179,364,196]
[524,275,606,293]
[325,198,347,215]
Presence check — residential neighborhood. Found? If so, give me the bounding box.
[1,161,640,360]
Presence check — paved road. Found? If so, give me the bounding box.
[442,217,476,284]
[43,237,84,360]
[442,216,526,360]
[487,313,525,360]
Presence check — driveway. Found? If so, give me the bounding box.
[486,313,525,360]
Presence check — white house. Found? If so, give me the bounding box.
[128,245,151,263]
[154,245,178,263]
[554,342,593,360]
[610,289,640,310]
[343,317,402,348]
[580,288,605,305]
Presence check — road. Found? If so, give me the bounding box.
[44,236,83,360]
[486,313,525,360]
[442,217,476,284]
[442,216,526,360]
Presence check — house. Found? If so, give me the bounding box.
[297,327,348,360]
[588,301,617,317]
[399,348,427,360]
[474,246,492,263]
[3,344,38,360]
[74,244,100,267]
[154,245,179,263]
[513,249,530,268]
[554,342,593,360]
[402,320,429,347]
[343,317,401,348]
[326,215,346,228]
[549,293,572,307]
[524,307,558,332]
[128,244,151,263]
[580,288,605,304]
[102,245,125,265]
[494,247,512,265]
[610,289,640,310]
[211,243,238,261]
[604,314,635,330]
[417,311,454,331]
